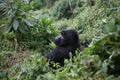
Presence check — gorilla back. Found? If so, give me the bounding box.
[46,29,81,67]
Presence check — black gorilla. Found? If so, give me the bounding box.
[45,29,81,67]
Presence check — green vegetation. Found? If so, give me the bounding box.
[0,0,120,80]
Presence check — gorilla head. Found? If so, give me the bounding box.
[54,29,79,46]
[46,29,81,67]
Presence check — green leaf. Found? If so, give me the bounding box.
[80,59,86,65]
[47,19,54,25]
[23,24,29,30]
[13,18,19,30]
[101,60,108,73]
[103,23,117,34]
[18,23,26,34]
[22,18,34,26]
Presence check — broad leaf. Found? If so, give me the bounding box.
[101,60,108,73]
[13,18,19,30]
[22,18,34,26]
[103,23,117,34]
[18,23,26,34]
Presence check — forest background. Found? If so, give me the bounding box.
[0,0,120,80]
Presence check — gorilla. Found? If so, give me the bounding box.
[45,29,81,67]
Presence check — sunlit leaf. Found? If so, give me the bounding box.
[22,18,34,26]
[103,23,117,34]
[101,60,108,73]
[13,18,19,30]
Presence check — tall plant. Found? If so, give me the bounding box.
[0,0,34,37]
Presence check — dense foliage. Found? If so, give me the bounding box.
[0,0,120,80]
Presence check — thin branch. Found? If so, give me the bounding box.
[68,0,74,23]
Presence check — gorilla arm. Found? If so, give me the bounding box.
[45,47,70,66]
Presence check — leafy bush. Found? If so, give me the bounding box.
[0,0,34,35]
[0,51,29,80]
[54,19,74,30]
[93,18,120,76]
[8,51,50,80]
[17,14,58,52]
[0,32,15,52]
[50,0,76,20]
[33,0,58,9]
[0,1,58,52]
[75,0,120,42]
[9,50,120,80]
[50,0,97,20]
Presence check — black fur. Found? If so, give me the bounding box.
[45,29,81,67]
